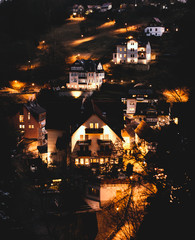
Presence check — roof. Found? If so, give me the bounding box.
[134,102,170,116]
[135,120,157,142]
[116,37,150,48]
[24,101,46,121]
[148,17,163,27]
[72,98,124,140]
[70,59,104,73]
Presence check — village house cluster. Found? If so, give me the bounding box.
[8,82,180,206]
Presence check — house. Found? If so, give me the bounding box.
[113,38,151,65]
[70,101,124,167]
[10,100,47,155]
[100,2,112,12]
[122,83,158,118]
[66,59,105,90]
[72,4,85,17]
[85,178,130,208]
[144,18,165,37]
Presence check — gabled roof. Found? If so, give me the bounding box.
[70,59,104,73]
[24,101,46,121]
[72,99,123,140]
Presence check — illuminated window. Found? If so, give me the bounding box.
[19,115,24,122]
[75,158,79,165]
[95,123,99,129]
[85,158,89,165]
[124,54,126,58]
[100,158,104,164]
[28,112,31,121]
[19,125,25,129]
[105,158,109,162]
[29,125,34,128]
[120,48,122,51]
[80,158,84,165]
[90,123,94,128]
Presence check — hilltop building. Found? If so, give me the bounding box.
[144,17,165,37]
[113,38,151,65]
[66,59,105,90]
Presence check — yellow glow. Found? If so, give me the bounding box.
[70,91,82,98]
[67,53,91,64]
[37,40,48,51]
[163,87,189,102]
[113,25,138,34]
[70,36,95,47]
[68,16,85,21]
[9,80,26,90]
[19,62,41,71]
[97,20,115,29]
[52,179,62,182]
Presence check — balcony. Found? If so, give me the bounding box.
[97,139,112,145]
[85,128,103,134]
[77,140,91,145]
[77,150,91,156]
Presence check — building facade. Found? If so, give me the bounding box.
[66,59,105,90]
[85,179,129,207]
[71,113,123,167]
[113,38,151,65]
[11,101,47,152]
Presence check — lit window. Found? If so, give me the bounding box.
[90,123,94,128]
[95,123,99,129]
[28,112,31,121]
[75,158,79,165]
[85,158,89,165]
[29,125,34,129]
[19,115,24,122]
[19,125,25,129]
[100,158,104,164]
[80,158,84,165]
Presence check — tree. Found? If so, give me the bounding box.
[126,163,133,177]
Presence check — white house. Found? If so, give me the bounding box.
[100,2,112,12]
[113,38,151,65]
[66,59,105,90]
[71,112,123,167]
[144,17,165,37]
